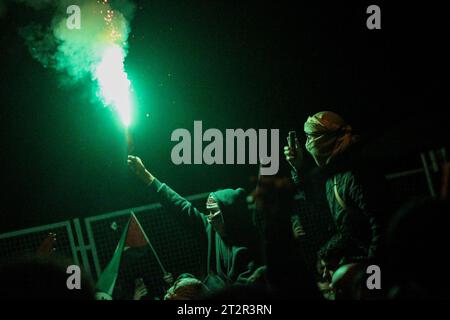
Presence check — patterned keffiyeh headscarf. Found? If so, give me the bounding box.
[304,111,358,167]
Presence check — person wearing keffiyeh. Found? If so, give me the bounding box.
[285,111,391,261]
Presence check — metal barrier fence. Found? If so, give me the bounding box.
[0,221,78,266]
[0,155,444,299]
[84,193,209,299]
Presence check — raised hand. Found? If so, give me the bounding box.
[36,232,56,257]
[133,278,148,300]
[127,155,154,185]
[284,137,304,172]
[163,272,174,286]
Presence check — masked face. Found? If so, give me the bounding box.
[305,132,338,167]
[206,196,225,236]
[304,112,356,167]
[291,215,306,239]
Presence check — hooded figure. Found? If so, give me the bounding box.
[148,178,260,292]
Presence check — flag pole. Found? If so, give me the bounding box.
[130,211,167,275]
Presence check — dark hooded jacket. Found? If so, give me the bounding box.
[148,178,260,291]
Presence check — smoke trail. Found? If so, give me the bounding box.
[18,0,136,124]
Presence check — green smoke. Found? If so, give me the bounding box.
[18,0,136,119]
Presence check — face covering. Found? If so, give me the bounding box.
[206,195,226,236]
[304,111,356,167]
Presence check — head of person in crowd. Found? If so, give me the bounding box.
[95,292,113,300]
[386,198,450,299]
[304,111,360,167]
[291,215,306,240]
[205,194,226,237]
[206,188,257,248]
[0,256,95,300]
[330,263,365,300]
[317,231,367,283]
[164,273,210,300]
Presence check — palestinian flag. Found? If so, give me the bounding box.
[95,212,149,297]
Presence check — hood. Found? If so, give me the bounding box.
[209,188,256,246]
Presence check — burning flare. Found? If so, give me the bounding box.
[95,45,132,127]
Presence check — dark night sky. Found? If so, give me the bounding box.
[0,1,449,232]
